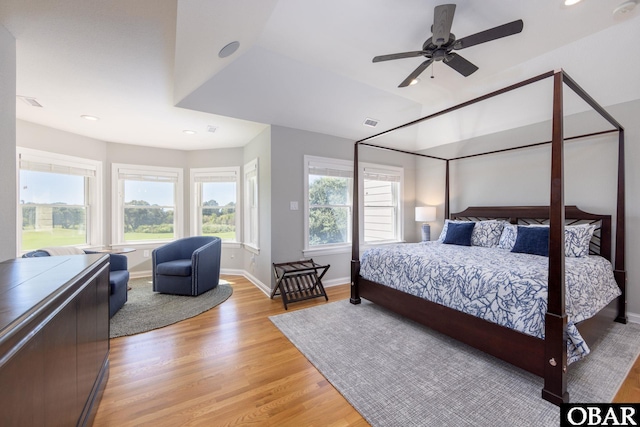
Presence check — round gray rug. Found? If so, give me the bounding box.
[110,277,233,338]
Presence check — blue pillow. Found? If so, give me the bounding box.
[511,226,549,257]
[443,222,475,246]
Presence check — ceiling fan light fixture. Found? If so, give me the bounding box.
[613,0,638,15]
[409,78,420,86]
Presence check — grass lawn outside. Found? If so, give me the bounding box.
[22,228,86,251]
[124,231,236,242]
[23,229,238,250]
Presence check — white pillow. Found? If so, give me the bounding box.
[471,220,505,248]
[565,224,596,257]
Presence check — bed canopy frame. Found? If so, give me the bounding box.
[350,69,626,405]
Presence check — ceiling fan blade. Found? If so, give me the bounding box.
[443,53,478,77]
[373,51,425,63]
[398,59,434,87]
[454,19,524,50]
[432,4,456,47]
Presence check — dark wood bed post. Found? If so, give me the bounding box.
[562,71,627,323]
[542,70,569,404]
[351,141,361,304]
[444,161,450,219]
[615,128,627,323]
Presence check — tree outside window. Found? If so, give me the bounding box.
[191,167,240,242]
[305,156,353,249]
[308,175,351,246]
[113,164,182,244]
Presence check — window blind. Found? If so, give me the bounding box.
[20,159,96,177]
[193,171,237,183]
[308,161,353,178]
[117,168,179,183]
[363,167,401,182]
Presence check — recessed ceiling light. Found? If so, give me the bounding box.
[219,41,240,58]
[409,78,420,86]
[183,130,197,135]
[564,0,582,5]
[81,115,99,121]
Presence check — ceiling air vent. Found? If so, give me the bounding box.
[363,118,379,128]
[207,125,218,133]
[17,96,43,107]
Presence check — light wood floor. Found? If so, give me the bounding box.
[94,275,639,426]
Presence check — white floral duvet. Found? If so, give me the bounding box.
[359,242,622,363]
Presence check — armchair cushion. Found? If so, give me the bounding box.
[156,259,192,276]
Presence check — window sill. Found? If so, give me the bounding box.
[223,242,242,249]
[243,243,260,255]
[303,245,351,257]
[361,240,405,250]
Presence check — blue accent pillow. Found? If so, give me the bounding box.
[443,222,475,246]
[511,226,549,257]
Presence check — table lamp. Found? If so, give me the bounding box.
[415,206,437,242]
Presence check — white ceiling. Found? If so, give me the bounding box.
[1,0,639,151]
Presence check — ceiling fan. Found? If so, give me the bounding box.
[373,4,524,87]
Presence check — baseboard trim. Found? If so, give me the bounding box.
[323,276,350,288]
[241,270,270,296]
[627,311,640,324]
[130,270,152,279]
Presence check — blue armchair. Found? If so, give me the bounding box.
[22,249,129,318]
[152,236,221,296]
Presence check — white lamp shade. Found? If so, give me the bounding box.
[415,206,436,222]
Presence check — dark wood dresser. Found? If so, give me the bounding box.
[0,254,110,426]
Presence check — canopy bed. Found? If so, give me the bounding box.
[349,70,627,406]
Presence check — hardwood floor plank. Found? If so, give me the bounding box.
[94,275,368,426]
[94,275,639,426]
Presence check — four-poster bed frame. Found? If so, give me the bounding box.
[349,69,627,405]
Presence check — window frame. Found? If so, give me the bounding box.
[360,162,404,246]
[303,155,354,257]
[16,147,103,254]
[243,158,259,254]
[190,166,241,248]
[111,163,183,246]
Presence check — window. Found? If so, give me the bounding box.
[361,164,403,244]
[304,156,353,253]
[17,148,102,252]
[243,159,259,251]
[112,164,183,244]
[190,167,240,243]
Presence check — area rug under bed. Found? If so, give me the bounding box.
[270,299,640,427]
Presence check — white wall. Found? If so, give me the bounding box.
[0,24,16,262]
[416,98,640,318]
